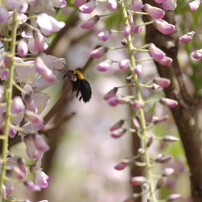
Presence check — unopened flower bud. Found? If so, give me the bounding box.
[34,170,49,188]
[131,100,145,109]
[131,176,147,186]
[119,59,130,70]
[156,154,172,163]
[79,1,96,13]
[12,167,26,181]
[160,98,178,108]
[162,135,179,142]
[96,59,112,72]
[159,56,173,66]
[111,128,127,138]
[98,30,111,41]
[153,19,175,35]
[189,0,200,12]
[147,136,154,147]
[132,118,140,130]
[163,168,174,176]
[152,115,169,124]
[167,193,181,201]
[162,0,177,11]
[103,87,118,100]
[80,15,100,30]
[114,159,130,170]
[149,43,166,62]
[131,25,142,33]
[108,0,117,10]
[153,77,171,88]
[17,39,28,57]
[9,128,17,138]
[132,0,143,11]
[17,158,27,175]
[192,49,202,60]
[154,0,167,3]
[179,31,195,43]
[90,47,108,58]
[1,184,6,199]
[144,4,165,19]
[134,64,142,75]
[11,96,25,114]
[123,24,131,38]
[110,120,125,131]
[52,0,67,8]
[33,30,48,52]
[156,177,166,190]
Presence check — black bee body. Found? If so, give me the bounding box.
[64,70,92,102]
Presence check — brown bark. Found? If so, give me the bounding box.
[142,1,202,201]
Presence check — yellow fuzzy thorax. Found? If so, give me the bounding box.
[73,70,85,80]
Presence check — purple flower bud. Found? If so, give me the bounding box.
[114,159,130,170]
[132,118,140,130]
[123,24,131,38]
[9,128,17,138]
[144,4,165,19]
[90,47,108,58]
[153,77,171,88]
[107,96,120,106]
[24,181,41,191]
[130,176,147,186]
[79,1,96,13]
[156,177,166,190]
[17,39,28,57]
[34,170,49,188]
[0,68,9,81]
[189,0,200,12]
[131,25,142,33]
[119,59,130,70]
[52,0,67,8]
[131,100,145,109]
[152,115,169,124]
[134,64,142,75]
[111,128,127,138]
[192,49,202,60]
[74,0,87,7]
[11,96,25,114]
[103,87,118,100]
[156,154,172,163]
[149,43,166,62]
[163,168,174,176]
[80,15,100,30]
[179,31,195,43]
[0,7,8,24]
[98,30,111,41]
[160,98,178,108]
[17,158,27,175]
[33,31,48,52]
[162,0,177,10]
[12,167,26,181]
[153,19,175,35]
[35,57,56,83]
[167,193,181,201]
[108,0,117,10]
[37,13,65,36]
[96,59,112,72]
[110,120,125,131]
[132,0,143,11]
[159,56,173,66]
[33,134,50,152]
[163,135,179,142]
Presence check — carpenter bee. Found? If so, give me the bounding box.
[63,68,92,103]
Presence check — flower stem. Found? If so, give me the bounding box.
[0,10,17,197]
[118,1,157,201]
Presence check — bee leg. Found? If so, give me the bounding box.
[79,95,83,102]
[76,90,80,98]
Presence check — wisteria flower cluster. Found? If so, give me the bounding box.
[0,0,66,201]
[77,0,181,201]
